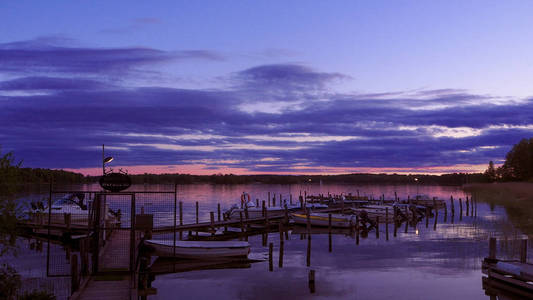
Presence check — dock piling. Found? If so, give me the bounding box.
[521,239,528,263]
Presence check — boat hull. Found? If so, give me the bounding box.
[145,240,251,259]
[291,213,355,228]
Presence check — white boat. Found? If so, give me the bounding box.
[144,239,251,259]
[224,204,285,220]
[27,193,117,226]
[286,203,328,210]
[291,212,357,228]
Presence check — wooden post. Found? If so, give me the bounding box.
[262,201,266,217]
[273,194,276,207]
[179,201,183,240]
[268,192,271,207]
[328,214,332,234]
[375,216,379,239]
[279,239,284,268]
[256,198,259,207]
[217,203,221,222]
[520,239,528,263]
[284,205,289,224]
[489,237,496,260]
[239,212,244,234]
[195,201,199,224]
[306,209,311,233]
[309,269,316,294]
[290,194,292,205]
[385,208,389,241]
[392,206,398,237]
[450,196,455,216]
[64,213,71,230]
[433,207,438,231]
[459,198,463,219]
[466,197,469,216]
[425,207,430,228]
[269,242,273,271]
[355,215,360,245]
[210,212,215,233]
[265,204,269,228]
[71,254,79,294]
[279,222,284,242]
[306,235,311,266]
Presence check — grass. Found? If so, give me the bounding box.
[464,182,533,236]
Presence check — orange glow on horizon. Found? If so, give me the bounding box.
[64,163,487,176]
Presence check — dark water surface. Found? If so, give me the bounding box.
[6,183,531,299]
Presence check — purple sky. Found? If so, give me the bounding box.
[1,1,533,175]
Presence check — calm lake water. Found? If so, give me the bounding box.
[5,183,531,299]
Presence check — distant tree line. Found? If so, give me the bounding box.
[484,138,533,182]
[85,171,486,186]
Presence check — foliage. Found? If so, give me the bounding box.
[484,161,497,182]
[498,138,533,181]
[18,290,56,300]
[0,263,21,299]
[85,172,487,186]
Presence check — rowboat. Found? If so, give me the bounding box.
[291,213,357,228]
[144,239,251,259]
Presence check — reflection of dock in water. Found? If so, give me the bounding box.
[482,237,533,299]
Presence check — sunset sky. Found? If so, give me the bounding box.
[1,1,533,175]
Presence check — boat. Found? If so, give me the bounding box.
[291,212,357,228]
[144,239,251,259]
[27,193,118,226]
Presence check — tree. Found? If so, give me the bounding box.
[484,161,497,182]
[501,138,533,181]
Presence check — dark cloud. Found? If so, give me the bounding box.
[1,40,532,172]
[0,38,222,76]
[0,76,110,90]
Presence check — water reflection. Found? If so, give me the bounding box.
[9,183,533,299]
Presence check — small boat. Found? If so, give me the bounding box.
[144,239,251,259]
[27,193,118,226]
[286,203,328,210]
[291,212,357,228]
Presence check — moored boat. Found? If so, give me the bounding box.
[144,239,251,259]
[291,212,357,228]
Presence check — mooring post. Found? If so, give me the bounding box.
[273,194,276,207]
[459,198,463,219]
[385,208,389,241]
[279,222,284,243]
[210,212,215,233]
[376,216,379,239]
[309,269,316,294]
[489,237,497,260]
[279,239,284,268]
[284,205,289,224]
[217,203,221,222]
[307,234,311,266]
[328,214,332,234]
[450,196,455,216]
[520,239,528,263]
[290,194,293,205]
[269,242,273,271]
[433,207,438,231]
[466,197,469,216]
[262,201,266,217]
[265,204,270,228]
[239,212,244,235]
[268,192,271,207]
[71,254,79,294]
[306,210,311,233]
[425,207,430,228]
[195,201,199,224]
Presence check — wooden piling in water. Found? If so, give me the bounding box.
[425,207,430,228]
[71,254,79,294]
[217,203,221,222]
[459,198,463,219]
[393,207,397,237]
[433,207,438,231]
[489,237,496,260]
[520,239,528,263]
[306,210,311,233]
[279,222,284,242]
[466,197,469,216]
[195,201,199,224]
[210,212,215,233]
[376,216,380,239]
[450,196,455,216]
[279,240,284,268]
[385,208,389,241]
[309,269,316,293]
[268,192,271,207]
[269,242,273,271]
[273,194,276,207]
[306,235,311,267]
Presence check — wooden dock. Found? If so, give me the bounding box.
[482,237,533,298]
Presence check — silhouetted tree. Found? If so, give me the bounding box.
[484,161,497,182]
[501,138,533,181]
